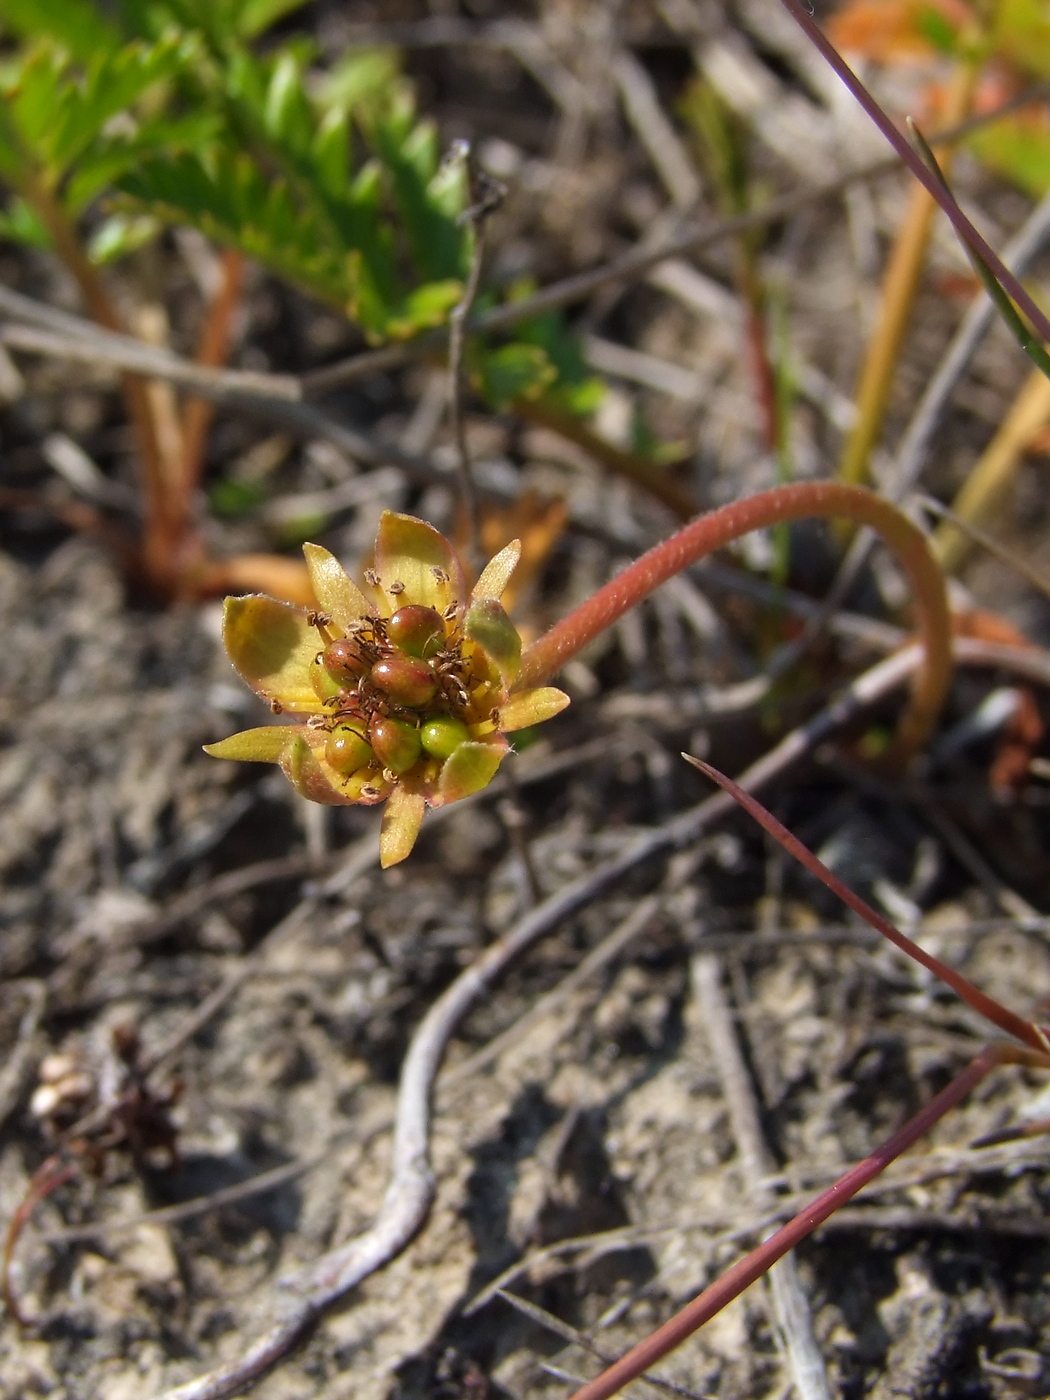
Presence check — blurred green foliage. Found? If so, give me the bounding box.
[0,0,601,410]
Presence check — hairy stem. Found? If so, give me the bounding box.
[516,481,951,765]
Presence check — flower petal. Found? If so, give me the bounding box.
[464,598,521,686]
[498,687,571,732]
[436,737,508,803]
[222,595,324,713]
[373,511,465,614]
[380,785,427,867]
[203,727,294,763]
[471,539,521,603]
[303,543,374,628]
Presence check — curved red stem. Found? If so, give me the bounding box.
[517,482,951,765]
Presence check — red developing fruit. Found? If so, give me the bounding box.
[322,637,366,686]
[387,604,445,659]
[370,655,438,707]
[369,716,422,773]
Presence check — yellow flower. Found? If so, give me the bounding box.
[204,512,570,867]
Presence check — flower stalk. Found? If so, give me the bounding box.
[516,481,951,767]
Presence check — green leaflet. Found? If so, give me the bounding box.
[0,0,605,418]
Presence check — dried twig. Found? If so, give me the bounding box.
[446,145,503,563]
[0,982,46,1133]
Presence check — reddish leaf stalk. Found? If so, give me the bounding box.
[567,1041,1046,1400]
[180,250,245,507]
[2,1153,77,1326]
[516,481,951,764]
[684,758,1050,1054]
[23,177,173,583]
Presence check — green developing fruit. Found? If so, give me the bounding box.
[420,715,470,759]
[325,722,373,774]
[369,716,422,773]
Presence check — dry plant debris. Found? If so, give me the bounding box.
[2,2,1050,1399]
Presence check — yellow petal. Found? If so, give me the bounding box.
[222,595,324,713]
[303,543,374,628]
[498,687,570,732]
[203,727,294,763]
[437,738,507,803]
[373,511,464,614]
[380,785,427,867]
[471,539,521,603]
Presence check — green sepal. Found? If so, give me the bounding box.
[464,598,521,686]
[498,687,570,733]
[437,739,506,803]
[203,726,291,762]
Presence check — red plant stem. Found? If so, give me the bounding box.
[2,1153,77,1326]
[684,758,1050,1054]
[516,481,951,764]
[776,0,1050,354]
[180,250,245,506]
[24,178,173,582]
[568,1041,1048,1400]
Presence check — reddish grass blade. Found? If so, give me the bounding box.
[777,0,1050,356]
[682,756,1049,1054]
[568,1041,1045,1400]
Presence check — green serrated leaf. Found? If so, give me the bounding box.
[474,343,557,410]
[0,0,120,61]
[384,278,462,339]
[234,0,310,39]
[315,47,402,116]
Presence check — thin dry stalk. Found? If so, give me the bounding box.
[837,62,977,489]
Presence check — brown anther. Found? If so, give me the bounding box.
[364,568,381,588]
[389,580,406,595]
[432,567,450,583]
[361,785,381,798]
[443,603,458,620]
[306,714,327,729]
[270,699,283,714]
[307,611,331,629]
